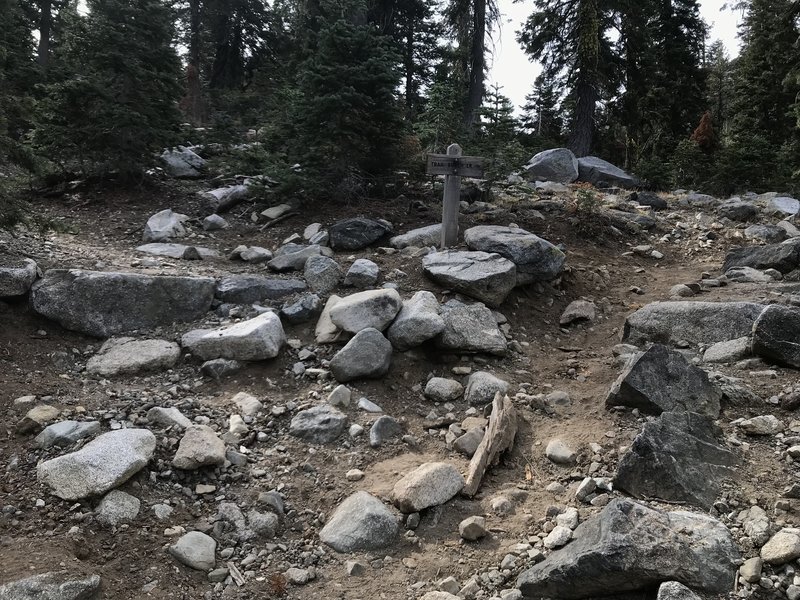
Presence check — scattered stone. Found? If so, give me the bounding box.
[370,416,403,447]
[453,427,484,457]
[523,148,579,184]
[725,266,778,283]
[703,337,751,363]
[422,250,517,307]
[284,567,314,585]
[615,411,738,509]
[232,392,263,417]
[327,385,351,408]
[424,377,464,402]
[215,275,306,304]
[0,572,102,600]
[718,199,758,222]
[516,498,739,597]
[268,244,326,272]
[390,224,442,248]
[319,491,399,552]
[37,429,156,500]
[464,371,509,406]
[437,302,507,356]
[392,462,465,513]
[289,405,348,444]
[605,344,722,417]
[657,581,701,600]
[622,301,764,347]
[346,469,364,481]
[172,425,226,469]
[96,490,140,527]
[315,295,343,343]
[34,420,101,448]
[329,288,403,333]
[745,224,786,243]
[31,270,215,337]
[181,312,286,361]
[200,358,242,379]
[330,328,392,382]
[136,243,218,260]
[543,525,572,549]
[669,284,695,298]
[738,415,783,436]
[304,255,342,295]
[463,225,566,284]
[86,338,180,377]
[0,257,38,297]
[739,557,763,583]
[767,196,800,217]
[261,203,293,220]
[386,290,444,351]
[203,215,230,233]
[753,304,800,367]
[239,246,273,263]
[142,209,188,242]
[761,529,800,565]
[329,218,393,250]
[160,146,204,178]
[559,300,596,326]
[459,516,487,541]
[344,259,379,288]
[169,531,216,571]
[281,293,322,325]
[545,439,577,465]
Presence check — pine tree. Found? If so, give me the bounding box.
[33,0,182,177]
[289,0,405,194]
[520,73,562,142]
[475,84,526,178]
[704,39,734,136]
[414,52,465,151]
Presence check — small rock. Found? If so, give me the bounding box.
[459,516,487,541]
[169,531,217,571]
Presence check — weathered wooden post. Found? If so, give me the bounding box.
[426,143,484,249]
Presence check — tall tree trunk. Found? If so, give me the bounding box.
[404,23,415,116]
[180,0,207,124]
[568,79,596,157]
[462,0,485,130]
[37,0,51,70]
[568,0,599,157]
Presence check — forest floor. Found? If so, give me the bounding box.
[0,175,798,600]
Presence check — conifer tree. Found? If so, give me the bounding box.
[33,0,182,177]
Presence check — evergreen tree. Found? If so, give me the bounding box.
[520,72,562,142]
[289,0,405,194]
[33,0,182,177]
[475,83,527,178]
[414,52,465,151]
[704,39,734,136]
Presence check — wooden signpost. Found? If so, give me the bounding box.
[426,143,485,248]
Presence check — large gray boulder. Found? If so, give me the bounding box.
[160,146,205,178]
[623,301,764,347]
[215,275,306,304]
[753,304,800,368]
[422,250,516,308]
[0,572,101,600]
[464,371,509,406]
[329,218,393,250]
[181,312,286,361]
[0,257,38,297]
[723,240,800,274]
[319,491,399,552]
[37,429,156,500]
[464,225,565,284]
[386,290,445,351]
[523,149,579,184]
[577,156,640,188]
[86,338,180,377]
[605,344,722,417]
[437,302,507,355]
[516,498,739,598]
[289,405,348,443]
[30,270,215,337]
[142,209,188,242]
[391,462,465,513]
[615,412,738,509]
[330,328,393,382]
[329,289,403,333]
[390,224,442,249]
[717,199,758,222]
[766,196,800,217]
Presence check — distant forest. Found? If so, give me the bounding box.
[1,0,799,207]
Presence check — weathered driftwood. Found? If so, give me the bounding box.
[463,393,518,497]
[201,184,250,214]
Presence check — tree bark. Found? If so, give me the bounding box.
[37,0,51,70]
[462,0,485,130]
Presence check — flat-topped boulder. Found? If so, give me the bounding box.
[142,209,188,242]
[437,302,507,355]
[623,301,765,347]
[86,338,181,377]
[329,289,403,333]
[267,244,328,272]
[577,156,640,188]
[516,498,739,598]
[329,217,392,250]
[464,225,565,284]
[181,312,286,361]
[30,270,215,337]
[422,250,516,307]
[523,148,579,183]
[0,257,39,297]
[723,240,800,274]
[37,429,156,500]
[753,304,800,368]
[215,275,306,304]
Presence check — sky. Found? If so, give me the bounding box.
[488,0,744,113]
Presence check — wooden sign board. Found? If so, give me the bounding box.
[426,154,485,178]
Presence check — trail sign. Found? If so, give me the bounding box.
[427,143,485,248]
[426,154,485,178]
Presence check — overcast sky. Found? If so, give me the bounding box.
[489,0,744,113]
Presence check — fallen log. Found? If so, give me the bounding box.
[463,392,518,497]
